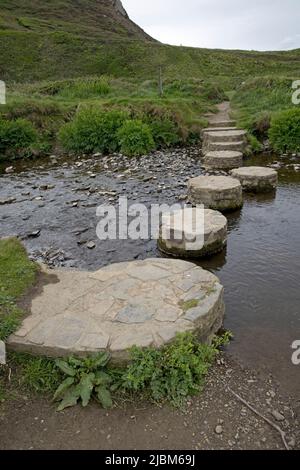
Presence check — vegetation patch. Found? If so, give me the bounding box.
[231,77,299,144]
[269,108,300,153]
[0,118,37,159]
[59,108,128,154]
[117,119,155,156]
[0,238,38,341]
[180,299,200,312]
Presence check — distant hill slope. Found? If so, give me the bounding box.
[0,0,153,40]
[0,0,299,83]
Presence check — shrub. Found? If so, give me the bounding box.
[269,108,300,153]
[150,118,180,148]
[59,108,128,154]
[248,134,263,153]
[252,112,271,138]
[122,332,232,407]
[0,118,37,155]
[117,119,155,156]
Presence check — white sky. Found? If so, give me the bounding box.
[122,0,300,51]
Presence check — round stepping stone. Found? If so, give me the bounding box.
[204,129,247,143]
[7,259,225,362]
[158,208,227,258]
[204,140,246,153]
[188,175,243,212]
[209,120,236,128]
[203,151,243,170]
[230,166,278,193]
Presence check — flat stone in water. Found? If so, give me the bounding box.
[7,259,225,362]
[188,175,243,212]
[203,151,243,170]
[158,208,227,258]
[230,166,278,193]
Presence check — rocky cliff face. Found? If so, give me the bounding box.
[111,0,128,17]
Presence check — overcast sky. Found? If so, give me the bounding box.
[122,0,300,51]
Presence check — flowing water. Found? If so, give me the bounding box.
[0,149,299,397]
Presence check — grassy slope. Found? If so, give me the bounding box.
[231,77,299,137]
[0,0,299,154]
[0,238,38,341]
[0,1,299,84]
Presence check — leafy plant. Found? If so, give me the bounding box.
[59,108,128,154]
[150,118,180,148]
[117,119,155,156]
[53,352,114,411]
[0,118,37,155]
[248,134,263,153]
[269,108,300,153]
[122,332,231,407]
[0,238,38,341]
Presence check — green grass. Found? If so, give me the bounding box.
[231,76,299,138]
[0,237,38,340]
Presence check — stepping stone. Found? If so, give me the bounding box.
[208,120,236,128]
[7,259,225,362]
[158,208,227,258]
[203,151,243,170]
[230,166,278,193]
[204,141,246,153]
[204,130,247,143]
[202,127,238,135]
[188,175,243,212]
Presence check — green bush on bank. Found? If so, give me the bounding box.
[0,118,37,157]
[269,108,300,153]
[117,119,155,156]
[58,108,128,154]
[59,107,182,156]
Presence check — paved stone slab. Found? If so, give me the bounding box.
[203,151,243,170]
[230,166,278,193]
[188,175,243,212]
[7,259,225,362]
[158,208,227,258]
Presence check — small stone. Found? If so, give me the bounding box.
[86,241,96,249]
[0,197,16,205]
[288,437,296,448]
[5,166,14,174]
[271,410,285,422]
[28,230,41,238]
[215,425,223,435]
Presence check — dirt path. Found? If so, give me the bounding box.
[0,355,299,450]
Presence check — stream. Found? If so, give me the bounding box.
[0,148,299,398]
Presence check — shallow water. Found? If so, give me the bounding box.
[1,150,299,397]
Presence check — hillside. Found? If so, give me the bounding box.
[0,0,299,83]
